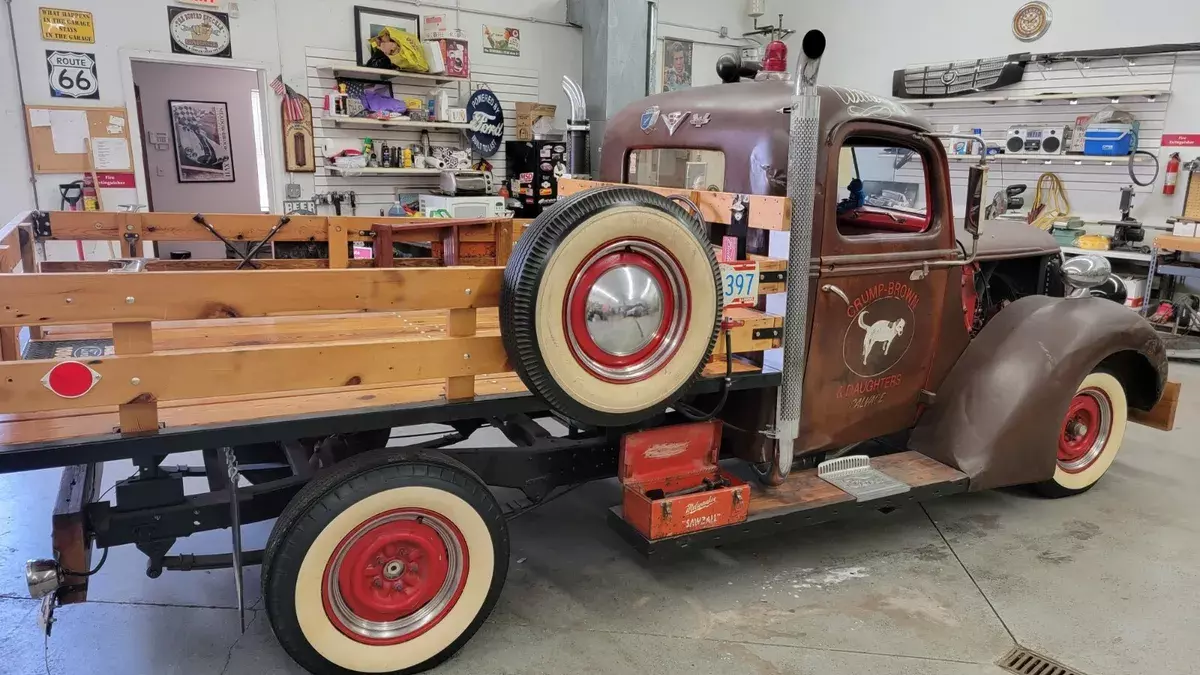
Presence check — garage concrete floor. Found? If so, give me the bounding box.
[2,363,1197,675]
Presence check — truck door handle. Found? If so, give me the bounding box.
[822,284,850,306]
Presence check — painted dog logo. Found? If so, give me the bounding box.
[841,283,920,379]
[858,312,906,365]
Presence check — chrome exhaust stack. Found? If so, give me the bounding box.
[562,76,591,178]
[771,30,826,479]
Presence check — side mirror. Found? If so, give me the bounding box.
[963,163,987,238]
[1062,255,1112,290]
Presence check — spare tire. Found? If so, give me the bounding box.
[501,186,721,426]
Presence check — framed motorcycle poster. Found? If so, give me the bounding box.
[168,99,235,183]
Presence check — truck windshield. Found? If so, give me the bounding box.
[626,149,726,191]
[836,143,930,235]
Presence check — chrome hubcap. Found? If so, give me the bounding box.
[584,265,666,356]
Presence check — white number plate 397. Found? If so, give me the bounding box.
[720,261,759,308]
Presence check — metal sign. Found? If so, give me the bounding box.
[39,7,94,44]
[46,50,99,99]
[466,88,504,157]
[168,7,232,58]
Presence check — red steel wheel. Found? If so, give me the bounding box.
[1036,370,1128,498]
[501,186,721,426]
[262,450,507,675]
[323,509,468,645]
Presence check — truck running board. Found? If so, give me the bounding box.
[608,451,967,558]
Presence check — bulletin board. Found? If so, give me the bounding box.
[24,105,134,174]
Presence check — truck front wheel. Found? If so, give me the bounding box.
[261,449,508,675]
[1034,370,1128,498]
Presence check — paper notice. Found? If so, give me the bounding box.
[30,109,52,127]
[92,137,130,171]
[106,125,121,134]
[49,109,89,154]
[108,115,125,127]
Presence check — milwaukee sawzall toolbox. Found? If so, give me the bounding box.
[619,421,750,540]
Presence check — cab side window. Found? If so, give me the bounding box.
[626,149,726,191]
[835,141,931,236]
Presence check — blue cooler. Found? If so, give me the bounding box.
[1084,122,1137,156]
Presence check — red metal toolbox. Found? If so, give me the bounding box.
[619,421,750,540]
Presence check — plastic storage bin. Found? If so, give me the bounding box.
[1084,123,1135,156]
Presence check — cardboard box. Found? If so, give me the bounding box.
[516,102,557,141]
[1172,220,1197,237]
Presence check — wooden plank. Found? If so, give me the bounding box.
[0,267,504,327]
[443,225,461,266]
[41,259,379,272]
[0,335,508,414]
[1154,234,1200,254]
[559,179,791,231]
[17,224,43,340]
[1130,380,1180,431]
[372,223,395,268]
[111,321,153,354]
[112,321,158,432]
[713,307,783,356]
[0,327,17,362]
[328,222,349,269]
[52,463,104,605]
[494,220,514,267]
[445,307,477,400]
[42,212,506,243]
[0,374,528,447]
[747,451,963,516]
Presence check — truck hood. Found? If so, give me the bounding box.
[956,219,1060,261]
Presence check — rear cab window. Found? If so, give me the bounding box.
[836,140,931,236]
[626,149,725,190]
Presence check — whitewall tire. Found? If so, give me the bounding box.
[1035,370,1128,497]
[262,450,508,674]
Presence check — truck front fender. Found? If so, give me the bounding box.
[910,295,1166,491]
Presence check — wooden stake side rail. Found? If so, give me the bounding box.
[37,211,509,244]
[0,336,509,416]
[558,179,792,232]
[0,268,504,327]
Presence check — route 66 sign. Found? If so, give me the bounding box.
[46,50,99,99]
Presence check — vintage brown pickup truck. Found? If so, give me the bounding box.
[0,32,1179,675]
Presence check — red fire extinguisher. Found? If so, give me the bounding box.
[1164,152,1181,195]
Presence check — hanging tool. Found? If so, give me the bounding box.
[222,447,246,633]
[193,214,261,269]
[348,191,357,216]
[59,181,84,211]
[329,191,345,216]
[238,216,292,269]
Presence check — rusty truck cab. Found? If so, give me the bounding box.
[601,81,969,455]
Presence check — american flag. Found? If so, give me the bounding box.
[271,75,306,122]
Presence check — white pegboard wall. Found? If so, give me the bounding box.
[899,54,1179,220]
[304,47,541,215]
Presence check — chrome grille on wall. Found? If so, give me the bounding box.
[893,54,1027,98]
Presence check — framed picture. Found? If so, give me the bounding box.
[168,99,235,183]
[662,39,693,92]
[354,6,419,67]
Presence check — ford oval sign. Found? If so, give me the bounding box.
[466,88,504,157]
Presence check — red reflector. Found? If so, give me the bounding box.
[41,361,101,398]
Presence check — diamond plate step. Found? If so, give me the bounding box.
[816,455,911,501]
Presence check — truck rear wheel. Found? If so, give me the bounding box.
[261,449,508,675]
[1034,370,1128,498]
[501,186,721,427]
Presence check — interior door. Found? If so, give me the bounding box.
[797,131,953,451]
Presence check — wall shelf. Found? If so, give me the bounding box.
[1061,246,1154,262]
[327,117,470,131]
[948,154,1154,166]
[914,87,1169,106]
[326,167,466,176]
[317,65,468,86]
